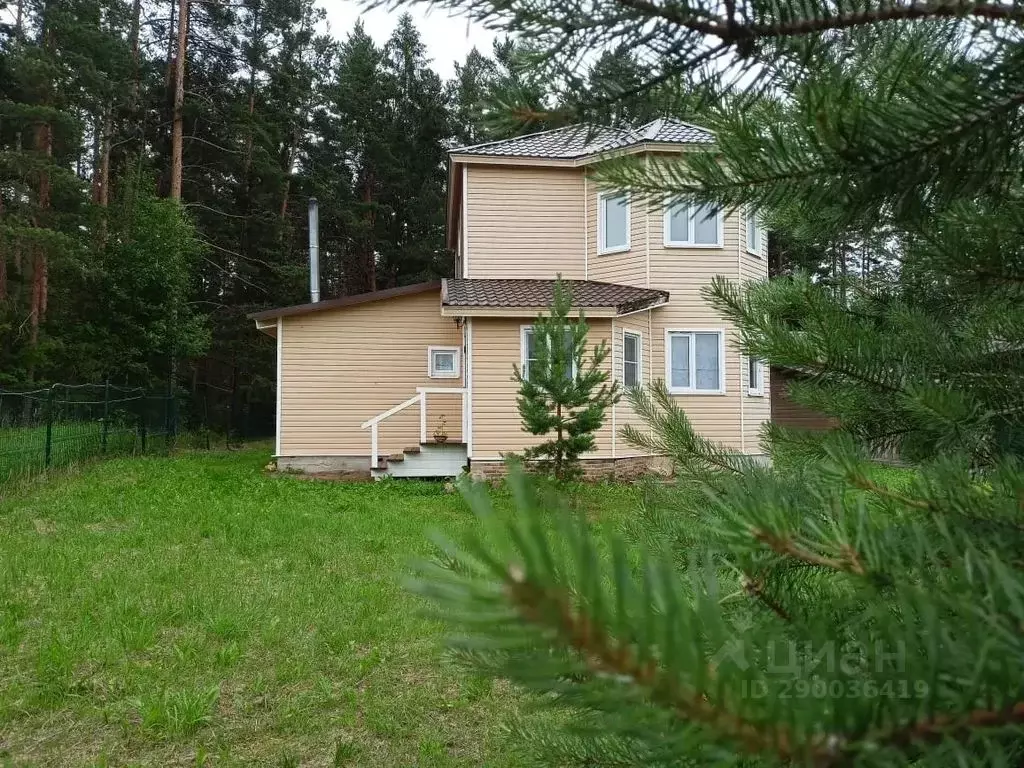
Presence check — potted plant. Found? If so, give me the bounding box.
[433,415,449,444]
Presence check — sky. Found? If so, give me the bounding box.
[318,1,498,79]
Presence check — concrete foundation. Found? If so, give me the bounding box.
[276,455,369,474]
[469,455,673,482]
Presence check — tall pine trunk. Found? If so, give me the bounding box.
[169,0,189,200]
[361,170,376,293]
[28,10,55,382]
[30,121,52,353]
[0,192,6,302]
[92,106,112,207]
[130,0,142,106]
[241,6,259,265]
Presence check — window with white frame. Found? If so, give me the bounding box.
[623,330,642,387]
[666,331,724,393]
[598,191,630,253]
[746,208,762,256]
[428,346,460,378]
[747,356,765,396]
[522,327,575,382]
[664,200,722,247]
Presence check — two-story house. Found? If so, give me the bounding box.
[250,119,770,478]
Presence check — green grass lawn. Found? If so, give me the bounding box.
[0,447,637,767]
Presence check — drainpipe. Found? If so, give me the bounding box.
[308,197,320,303]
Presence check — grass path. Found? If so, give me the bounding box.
[0,449,552,767]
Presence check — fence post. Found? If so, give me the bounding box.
[169,388,178,445]
[44,385,55,468]
[164,382,171,451]
[139,403,147,454]
[101,379,110,453]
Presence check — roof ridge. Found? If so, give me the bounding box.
[640,118,664,141]
[451,123,615,154]
[661,116,713,133]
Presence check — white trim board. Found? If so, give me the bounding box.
[275,317,282,456]
[466,319,474,458]
[461,164,470,277]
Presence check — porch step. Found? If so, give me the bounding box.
[372,441,468,479]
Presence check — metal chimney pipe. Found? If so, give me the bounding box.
[308,197,320,303]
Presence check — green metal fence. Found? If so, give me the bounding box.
[0,383,179,489]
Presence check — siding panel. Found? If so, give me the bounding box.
[470,317,614,459]
[279,291,463,456]
[613,312,653,457]
[587,178,648,286]
[466,165,586,280]
[646,201,755,451]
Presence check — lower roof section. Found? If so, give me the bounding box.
[248,281,442,323]
[247,277,669,330]
[442,278,668,317]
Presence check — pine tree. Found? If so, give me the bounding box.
[512,279,619,482]
[407,0,1024,764]
[447,47,496,145]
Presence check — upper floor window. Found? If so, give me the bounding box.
[666,330,725,394]
[623,330,642,387]
[664,200,722,247]
[599,191,630,254]
[746,208,763,256]
[747,356,765,396]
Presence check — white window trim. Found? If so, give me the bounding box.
[521,325,578,381]
[598,190,631,255]
[663,198,724,249]
[664,329,727,395]
[746,208,762,257]
[427,346,461,379]
[747,356,765,396]
[622,329,643,388]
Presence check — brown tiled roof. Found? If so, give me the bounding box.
[443,279,668,314]
[451,118,714,160]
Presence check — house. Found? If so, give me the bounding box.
[250,118,770,479]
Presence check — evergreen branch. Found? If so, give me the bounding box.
[612,0,1024,44]
[501,564,803,761]
[741,572,792,622]
[863,700,1024,755]
[753,529,867,576]
[847,475,933,511]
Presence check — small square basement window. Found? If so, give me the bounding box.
[428,346,460,379]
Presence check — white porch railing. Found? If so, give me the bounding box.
[360,387,466,470]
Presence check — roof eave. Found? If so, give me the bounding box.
[248,281,442,323]
[449,141,714,168]
[441,305,619,318]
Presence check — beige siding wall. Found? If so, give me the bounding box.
[464,164,586,280]
[738,207,771,451]
[469,317,614,459]
[279,291,464,456]
[646,203,743,449]
[586,175,648,286]
[611,312,653,457]
[456,161,775,458]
